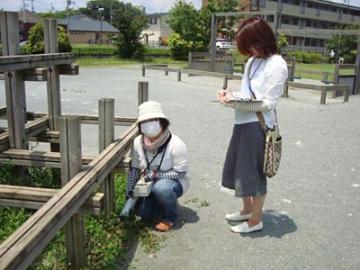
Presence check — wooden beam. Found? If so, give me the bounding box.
[0,149,131,170]
[0,64,78,81]
[183,69,242,79]
[0,123,138,269]
[0,184,103,216]
[287,82,349,104]
[32,113,136,126]
[0,116,48,152]
[0,53,75,72]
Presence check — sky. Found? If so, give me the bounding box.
[0,0,359,14]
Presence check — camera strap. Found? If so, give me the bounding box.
[143,133,172,172]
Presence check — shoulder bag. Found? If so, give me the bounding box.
[247,58,282,178]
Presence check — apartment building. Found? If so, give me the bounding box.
[204,0,360,53]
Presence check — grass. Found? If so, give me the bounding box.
[295,63,355,81]
[0,165,166,269]
[76,56,187,67]
[71,45,171,57]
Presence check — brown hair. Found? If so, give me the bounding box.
[235,17,277,58]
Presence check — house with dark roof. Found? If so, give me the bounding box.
[18,10,42,41]
[57,15,119,44]
[0,10,41,45]
[142,13,172,46]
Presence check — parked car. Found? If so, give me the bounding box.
[216,38,235,50]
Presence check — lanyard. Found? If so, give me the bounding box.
[143,133,172,172]
[247,58,263,98]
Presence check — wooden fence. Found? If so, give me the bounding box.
[284,81,349,105]
[0,12,147,269]
[141,64,242,90]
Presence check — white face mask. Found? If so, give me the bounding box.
[140,120,162,138]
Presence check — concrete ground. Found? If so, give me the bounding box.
[1,66,359,270]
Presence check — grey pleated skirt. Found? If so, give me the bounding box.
[222,122,267,197]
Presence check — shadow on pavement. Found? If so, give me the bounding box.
[242,209,297,238]
[173,205,200,230]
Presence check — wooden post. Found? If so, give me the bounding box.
[44,19,61,144]
[138,81,149,105]
[0,12,26,149]
[332,64,340,98]
[222,74,228,90]
[320,86,327,104]
[283,81,289,98]
[59,116,86,269]
[99,98,115,216]
[142,64,145,76]
[188,52,192,72]
[344,85,350,103]
[322,72,330,83]
[177,69,182,81]
[355,36,360,95]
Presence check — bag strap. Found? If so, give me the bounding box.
[247,58,278,131]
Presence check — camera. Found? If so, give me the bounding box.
[144,169,156,182]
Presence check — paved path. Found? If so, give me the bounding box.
[123,68,360,270]
[2,66,358,270]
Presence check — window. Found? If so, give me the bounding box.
[251,0,265,9]
[300,2,305,14]
[282,16,290,25]
[267,15,274,23]
[338,9,343,20]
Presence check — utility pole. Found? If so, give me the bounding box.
[30,0,34,13]
[66,0,71,35]
[22,0,26,22]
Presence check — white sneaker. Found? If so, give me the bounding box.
[225,212,252,222]
[231,221,263,233]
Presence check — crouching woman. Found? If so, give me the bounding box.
[126,101,189,232]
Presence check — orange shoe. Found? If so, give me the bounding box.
[155,221,173,232]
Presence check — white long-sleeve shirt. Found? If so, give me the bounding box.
[131,134,190,193]
[233,54,288,128]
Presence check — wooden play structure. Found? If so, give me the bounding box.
[0,12,148,269]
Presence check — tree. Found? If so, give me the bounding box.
[111,2,148,59]
[167,0,242,59]
[168,1,201,42]
[277,33,288,53]
[326,29,358,63]
[37,9,81,19]
[167,1,206,59]
[24,22,72,54]
[79,0,122,23]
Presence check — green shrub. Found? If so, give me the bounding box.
[25,22,72,54]
[168,33,204,60]
[145,47,171,57]
[289,51,325,64]
[0,165,165,268]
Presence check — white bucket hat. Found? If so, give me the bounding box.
[138,101,168,123]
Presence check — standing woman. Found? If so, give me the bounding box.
[218,17,288,233]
